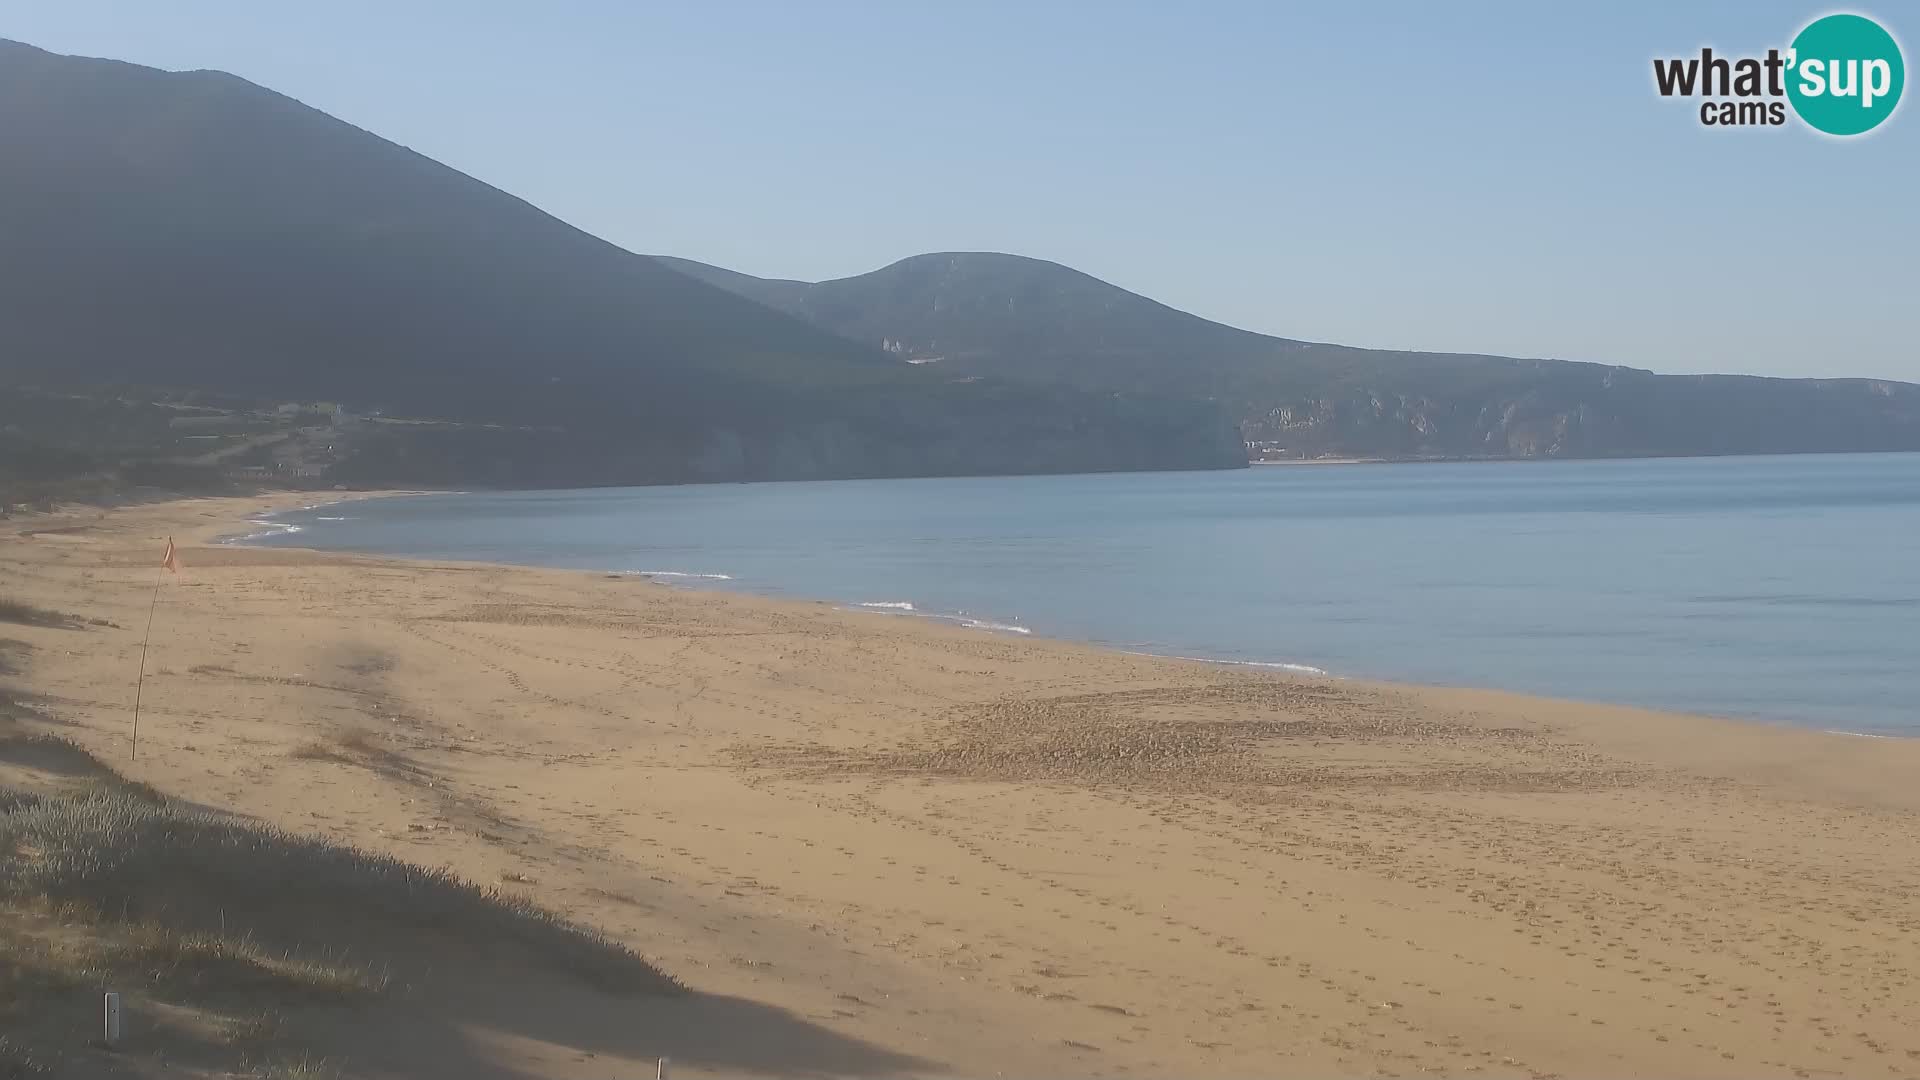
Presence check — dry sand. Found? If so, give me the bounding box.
[3,493,1918,1079]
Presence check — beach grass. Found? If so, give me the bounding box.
[0,782,677,997]
[0,730,677,1072]
[0,598,76,630]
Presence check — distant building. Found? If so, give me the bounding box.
[169,414,255,434]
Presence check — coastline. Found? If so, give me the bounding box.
[5,493,1919,1078]
[205,488,450,546]
[233,490,1908,741]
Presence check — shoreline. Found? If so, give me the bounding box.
[208,488,451,546]
[232,490,1909,741]
[7,492,1920,1078]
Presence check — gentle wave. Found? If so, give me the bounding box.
[958,617,1031,635]
[1694,592,1920,609]
[627,570,735,581]
[221,518,304,544]
[1135,652,1330,676]
[314,515,352,522]
[845,600,1028,634]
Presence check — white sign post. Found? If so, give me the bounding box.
[103,991,122,1048]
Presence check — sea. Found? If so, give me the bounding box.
[237,453,1920,736]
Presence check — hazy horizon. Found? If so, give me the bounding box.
[3,1,1914,381]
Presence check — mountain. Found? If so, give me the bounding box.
[0,40,1244,489]
[657,252,1920,460]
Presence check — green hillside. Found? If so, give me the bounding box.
[657,252,1920,460]
[0,40,1244,491]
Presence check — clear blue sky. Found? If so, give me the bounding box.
[3,1,1914,380]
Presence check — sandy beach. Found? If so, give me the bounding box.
[4,492,1919,1079]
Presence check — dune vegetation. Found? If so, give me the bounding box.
[0,716,675,1077]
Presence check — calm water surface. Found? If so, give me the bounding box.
[244,454,1920,735]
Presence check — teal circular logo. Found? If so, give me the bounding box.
[1787,13,1905,135]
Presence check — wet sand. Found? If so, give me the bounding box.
[3,493,1918,1078]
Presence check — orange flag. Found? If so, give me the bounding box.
[162,537,179,574]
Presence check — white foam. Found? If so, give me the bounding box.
[1135,652,1331,676]
[314,516,351,521]
[960,618,1031,635]
[630,570,734,581]
[221,518,304,545]
[1823,729,1895,739]
[847,601,1026,634]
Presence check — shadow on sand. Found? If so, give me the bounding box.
[294,959,935,1079]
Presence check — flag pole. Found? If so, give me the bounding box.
[130,538,173,759]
